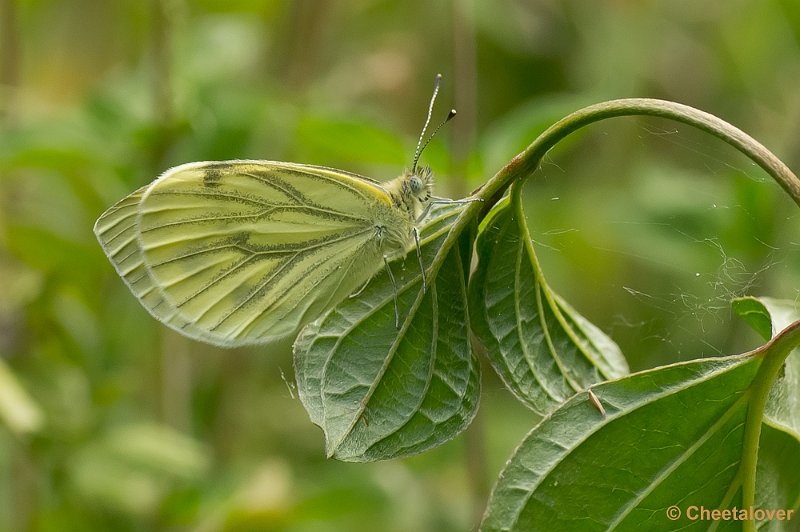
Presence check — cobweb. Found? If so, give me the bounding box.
[524,121,800,368]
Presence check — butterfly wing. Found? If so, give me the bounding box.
[94,160,398,346]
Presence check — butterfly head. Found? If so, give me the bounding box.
[400,166,433,220]
[409,166,433,202]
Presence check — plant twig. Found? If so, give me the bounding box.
[428,98,800,283]
[482,98,800,209]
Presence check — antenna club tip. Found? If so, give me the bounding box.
[435,73,443,79]
[447,109,457,119]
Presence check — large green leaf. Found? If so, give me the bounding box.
[481,318,800,531]
[469,189,628,415]
[294,203,480,462]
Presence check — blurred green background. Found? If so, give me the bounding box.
[1,1,799,530]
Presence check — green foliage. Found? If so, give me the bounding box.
[295,204,479,461]
[484,355,760,530]
[289,92,800,529]
[733,297,800,437]
[481,304,800,531]
[469,189,627,415]
[2,1,800,531]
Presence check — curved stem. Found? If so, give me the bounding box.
[464,97,800,384]
[432,97,800,280]
[480,98,800,208]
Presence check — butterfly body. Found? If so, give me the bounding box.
[94,160,434,346]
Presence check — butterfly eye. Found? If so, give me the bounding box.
[409,175,423,194]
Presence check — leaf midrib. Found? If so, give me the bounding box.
[606,392,749,529]
[499,355,755,530]
[322,210,461,455]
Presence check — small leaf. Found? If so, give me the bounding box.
[294,203,480,462]
[481,320,800,531]
[469,191,628,415]
[732,297,798,338]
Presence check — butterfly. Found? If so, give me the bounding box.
[94,75,459,347]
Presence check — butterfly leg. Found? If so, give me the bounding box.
[383,255,400,328]
[349,277,372,298]
[413,226,427,293]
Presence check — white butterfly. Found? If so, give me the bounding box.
[95,75,462,346]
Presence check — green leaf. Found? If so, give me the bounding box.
[755,422,800,531]
[294,203,480,462]
[469,189,628,415]
[481,319,800,531]
[733,297,800,439]
[731,297,798,338]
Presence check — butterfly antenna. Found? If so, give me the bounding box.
[412,74,457,173]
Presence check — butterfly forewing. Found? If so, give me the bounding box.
[95,160,410,346]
